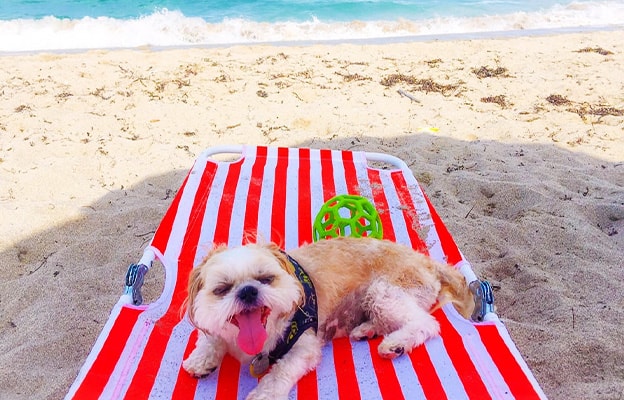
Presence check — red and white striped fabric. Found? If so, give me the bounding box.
[66,146,546,400]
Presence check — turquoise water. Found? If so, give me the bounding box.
[1,0,623,51]
[0,0,578,21]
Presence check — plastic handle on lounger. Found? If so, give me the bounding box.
[469,280,495,322]
[124,263,150,306]
[202,145,245,159]
[364,151,410,171]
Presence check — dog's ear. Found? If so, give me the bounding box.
[264,242,296,277]
[183,244,227,328]
[184,266,204,328]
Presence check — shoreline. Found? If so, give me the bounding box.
[1,29,623,399]
[1,23,623,56]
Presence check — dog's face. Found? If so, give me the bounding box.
[186,243,303,355]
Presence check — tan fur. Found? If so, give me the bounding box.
[288,236,474,322]
[183,237,474,400]
[432,262,475,318]
[184,245,228,330]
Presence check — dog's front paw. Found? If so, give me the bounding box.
[182,333,227,378]
[182,353,218,378]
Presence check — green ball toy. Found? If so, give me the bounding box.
[312,194,383,241]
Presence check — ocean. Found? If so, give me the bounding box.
[1,0,623,52]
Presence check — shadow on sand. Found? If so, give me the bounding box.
[1,134,623,399]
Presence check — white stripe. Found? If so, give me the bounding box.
[284,147,300,249]
[194,159,230,263]
[228,148,257,245]
[424,336,470,400]
[403,175,446,262]
[256,147,278,241]
[331,149,348,195]
[288,385,298,400]
[236,365,258,400]
[315,343,340,400]
[443,305,514,399]
[148,320,195,399]
[392,354,427,398]
[195,370,218,398]
[99,311,156,399]
[350,341,383,400]
[375,170,411,246]
[353,151,374,199]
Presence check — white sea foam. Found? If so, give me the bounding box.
[1,1,623,52]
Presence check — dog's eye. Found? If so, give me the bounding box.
[213,283,232,296]
[257,275,275,285]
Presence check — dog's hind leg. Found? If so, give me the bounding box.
[377,306,439,359]
[357,278,440,359]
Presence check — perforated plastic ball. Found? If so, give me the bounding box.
[312,194,383,241]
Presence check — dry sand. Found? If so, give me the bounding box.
[1,30,623,399]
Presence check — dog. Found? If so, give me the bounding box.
[182,236,474,400]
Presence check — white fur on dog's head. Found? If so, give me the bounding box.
[186,243,303,356]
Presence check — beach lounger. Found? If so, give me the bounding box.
[66,145,546,399]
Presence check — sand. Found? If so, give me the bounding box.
[1,30,623,399]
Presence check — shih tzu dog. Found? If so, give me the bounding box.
[182,236,474,400]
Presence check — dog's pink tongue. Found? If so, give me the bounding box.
[235,309,268,355]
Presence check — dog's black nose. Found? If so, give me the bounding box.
[237,285,259,305]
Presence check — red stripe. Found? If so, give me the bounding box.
[477,325,542,399]
[171,330,200,399]
[215,355,242,400]
[71,306,143,399]
[320,149,336,201]
[408,344,447,400]
[150,169,192,255]
[298,148,312,245]
[332,337,361,400]
[271,147,290,246]
[242,146,268,243]
[297,370,319,400]
[124,159,221,398]
[368,336,405,400]
[436,310,492,399]
[390,171,428,254]
[367,169,396,242]
[423,192,463,265]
